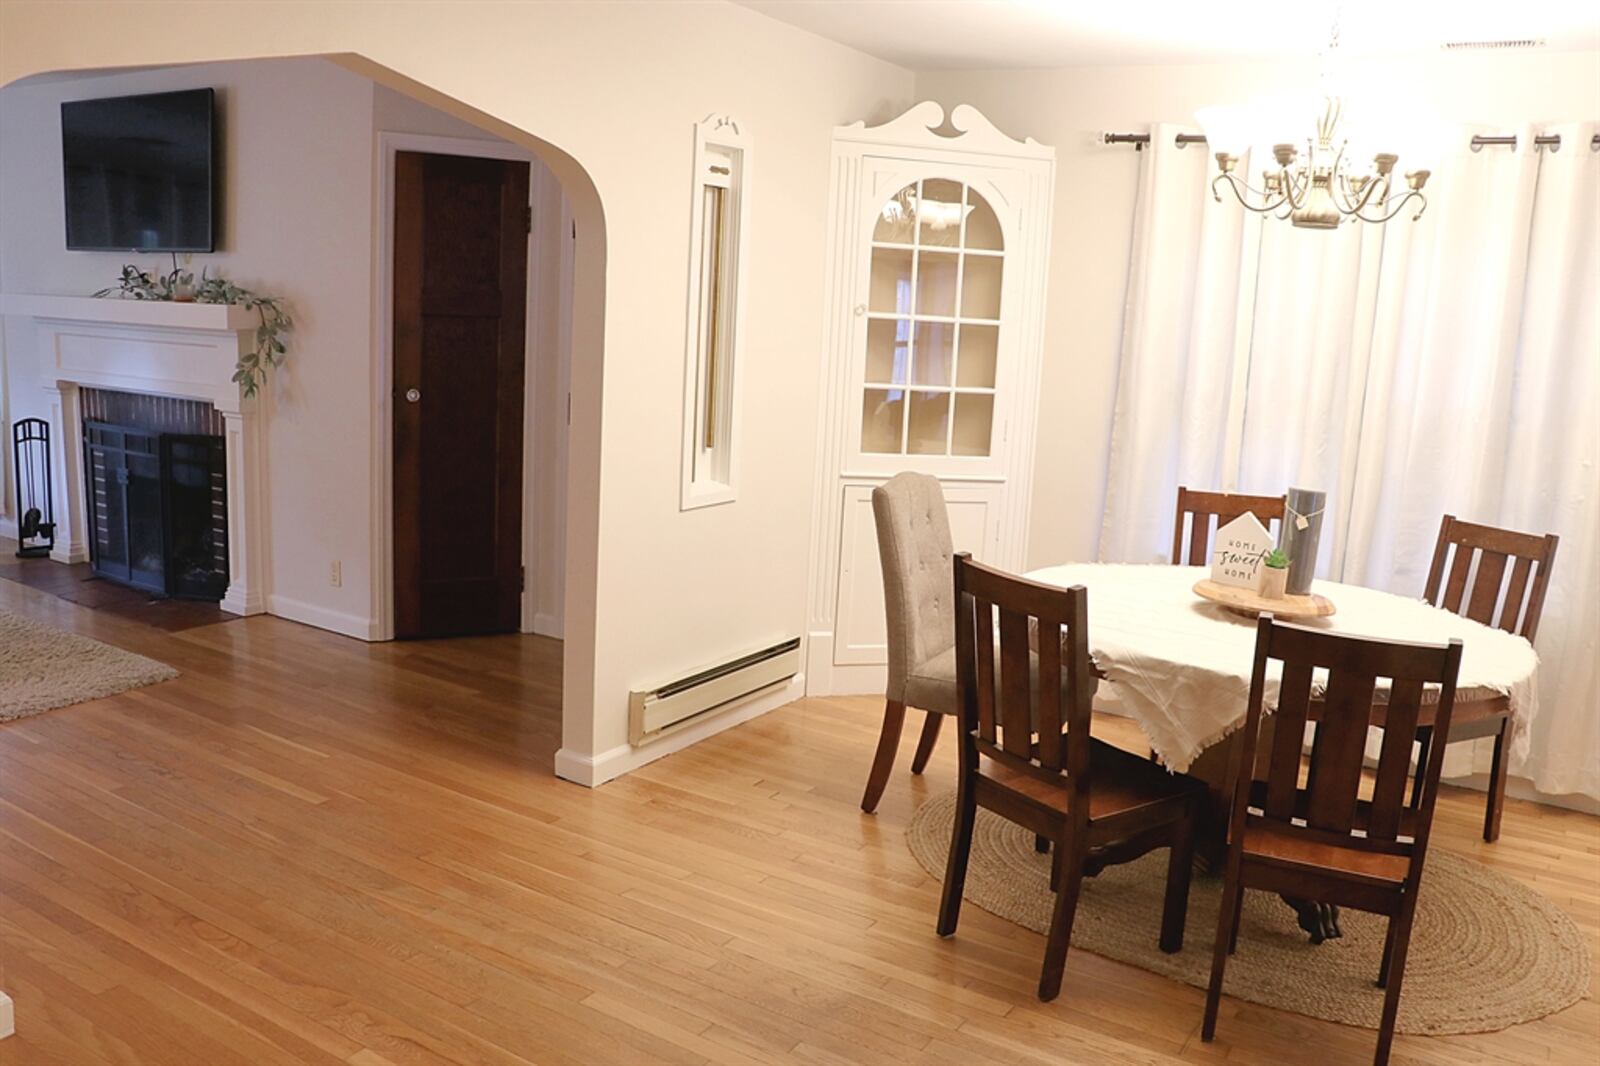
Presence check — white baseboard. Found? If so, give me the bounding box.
[220,586,266,617]
[532,611,564,639]
[266,594,380,641]
[1,989,13,1039]
[0,516,16,540]
[555,673,805,787]
[49,543,89,564]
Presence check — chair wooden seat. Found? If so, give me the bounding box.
[939,555,1203,1002]
[983,738,1205,825]
[1241,821,1411,892]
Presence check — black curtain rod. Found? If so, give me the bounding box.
[1102,131,1600,151]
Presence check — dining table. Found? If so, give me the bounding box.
[1023,562,1541,941]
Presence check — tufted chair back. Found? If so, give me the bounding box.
[872,472,956,702]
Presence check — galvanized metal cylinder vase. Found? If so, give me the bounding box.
[1278,487,1326,596]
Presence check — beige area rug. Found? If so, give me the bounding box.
[908,790,1589,1034]
[0,608,177,722]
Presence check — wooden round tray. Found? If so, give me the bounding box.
[1193,579,1336,619]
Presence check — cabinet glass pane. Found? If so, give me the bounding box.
[916,251,958,317]
[917,179,965,248]
[907,390,951,455]
[869,247,914,314]
[952,393,995,456]
[961,255,1003,319]
[874,183,916,244]
[911,321,954,386]
[861,389,906,453]
[966,188,1004,250]
[957,323,998,387]
[876,246,915,313]
[866,318,909,384]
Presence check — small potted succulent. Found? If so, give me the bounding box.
[1258,548,1290,599]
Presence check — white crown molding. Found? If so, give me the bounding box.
[834,100,1050,159]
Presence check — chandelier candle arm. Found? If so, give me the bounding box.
[1193,97,1429,229]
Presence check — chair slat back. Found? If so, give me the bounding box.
[953,554,1093,788]
[1424,514,1558,641]
[1230,617,1463,859]
[1172,487,1286,567]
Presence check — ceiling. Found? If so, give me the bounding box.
[736,1,1600,70]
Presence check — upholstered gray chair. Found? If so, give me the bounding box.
[862,472,959,813]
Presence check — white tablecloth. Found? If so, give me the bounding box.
[1025,564,1540,774]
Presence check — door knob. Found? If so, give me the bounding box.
[405,388,421,404]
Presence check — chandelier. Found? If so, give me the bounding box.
[1199,95,1431,229]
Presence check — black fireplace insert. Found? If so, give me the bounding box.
[83,420,229,600]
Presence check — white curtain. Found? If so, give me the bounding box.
[1101,121,1600,800]
[1099,124,1254,562]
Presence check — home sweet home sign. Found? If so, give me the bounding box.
[1210,513,1274,589]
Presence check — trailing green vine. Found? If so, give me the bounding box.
[93,262,292,398]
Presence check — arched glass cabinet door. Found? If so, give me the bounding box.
[858,178,1006,462]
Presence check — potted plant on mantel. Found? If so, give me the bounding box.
[1258,549,1290,599]
[93,261,291,398]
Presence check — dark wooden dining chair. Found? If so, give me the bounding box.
[1171,486,1286,566]
[1406,514,1556,842]
[1202,615,1463,1066]
[939,554,1204,1001]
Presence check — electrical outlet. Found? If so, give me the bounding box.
[329,560,342,588]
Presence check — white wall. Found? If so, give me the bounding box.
[0,59,572,642]
[916,49,1600,567]
[0,0,916,783]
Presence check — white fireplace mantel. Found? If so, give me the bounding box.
[0,292,266,616]
[0,293,259,333]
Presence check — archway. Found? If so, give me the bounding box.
[0,53,607,770]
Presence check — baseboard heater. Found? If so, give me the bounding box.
[628,636,800,746]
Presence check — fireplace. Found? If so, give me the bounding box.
[1,292,265,616]
[82,389,229,601]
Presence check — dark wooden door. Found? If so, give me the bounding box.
[393,151,530,638]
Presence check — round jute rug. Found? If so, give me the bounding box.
[907,790,1589,1034]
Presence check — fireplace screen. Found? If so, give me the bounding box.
[84,421,228,600]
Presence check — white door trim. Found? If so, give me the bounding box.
[372,131,561,641]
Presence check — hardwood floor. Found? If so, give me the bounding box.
[0,541,234,632]
[0,577,1594,1064]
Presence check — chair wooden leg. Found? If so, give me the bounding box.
[1409,727,1432,811]
[1227,883,1244,955]
[1483,718,1510,843]
[1034,833,1050,854]
[1377,916,1398,988]
[1159,808,1195,954]
[910,711,943,775]
[860,700,906,814]
[1203,872,1243,1041]
[1038,838,1086,1002]
[936,778,978,937]
[1373,899,1416,1066]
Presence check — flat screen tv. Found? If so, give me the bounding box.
[62,88,217,252]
